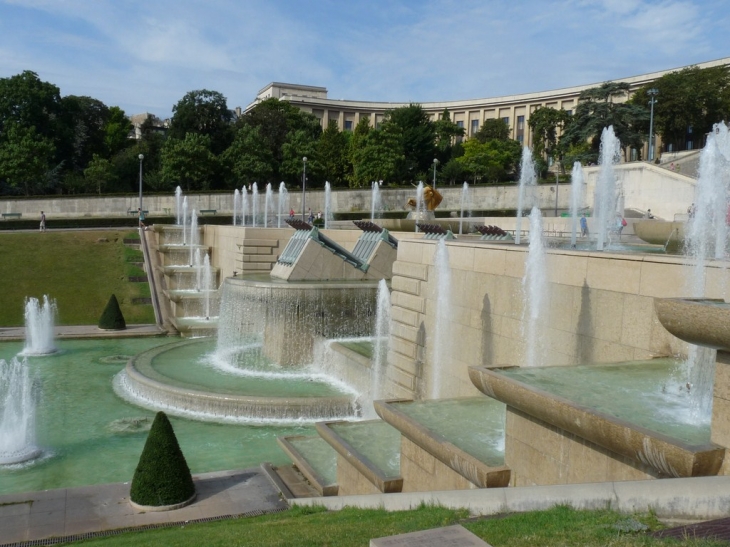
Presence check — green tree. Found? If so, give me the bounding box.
[104,106,132,157]
[168,89,233,155]
[84,154,117,194]
[440,158,466,186]
[0,123,56,195]
[474,118,510,143]
[281,130,320,187]
[221,124,274,185]
[317,120,350,187]
[631,65,730,150]
[382,104,435,182]
[456,138,521,184]
[161,134,218,191]
[528,107,572,170]
[433,109,465,164]
[0,71,62,142]
[59,95,110,171]
[347,117,372,188]
[351,123,404,186]
[240,98,322,182]
[561,82,648,162]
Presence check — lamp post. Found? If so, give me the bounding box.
[301,156,307,221]
[432,158,439,190]
[138,154,144,210]
[647,88,658,161]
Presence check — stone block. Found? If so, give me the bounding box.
[619,295,655,350]
[586,256,641,294]
[391,306,422,329]
[392,261,429,281]
[391,292,426,314]
[474,247,506,275]
[391,276,421,296]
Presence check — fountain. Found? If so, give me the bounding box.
[175,186,183,225]
[324,181,332,229]
[188,209,198,266]
[21,296,57,356]
[182,196,189,245]
[515,147,537,245]
[264,183,273,227]
[430,239,452,399]
[570,162,584,247]
[522,207,548,368]
[202,253,213,320]
[242,186,249,227]
[252,182,259,227]
[413,182,425,232]
[459,182,472,235]
[0,356,40,465]
[371,182,382,222]
[278,182,288,228]
[233,189,241,226]
[369,279,391,413]
[594,126,621,251]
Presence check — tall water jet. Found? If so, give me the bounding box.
[188,209,198,267]
[371,181,383,222]
[594,126,621,251]
[324,181,332,229]
[515,148,537,245]
[459,182,472,235]
[203,253,213,320]
[175,186,183,225]
[194,248,203,291]
[683,121,730,420]
[242,186,249,227]
[430,239,452,399]
[252,183,259,227]
[182,197,189,245]
[370,279,391,410]
[22,295,57,356]
[264,183,273,227]
[278,182,288,228]
[0,357,40,465]
[233,189,241,226]
[522,207,548,368]
[414,182,425,232]
[570,162,585,247]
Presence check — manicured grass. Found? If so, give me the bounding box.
[0,229,155,326]
[70,505,726,547]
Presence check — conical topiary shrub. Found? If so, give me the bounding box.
[98,294,126,330]
[130,411,196,507]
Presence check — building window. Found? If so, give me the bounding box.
[517,134,524,143]
[344,120,353,131]
[565,109,572,116]
[502,117,510,129]
[517,115,525,130]
[687,141,693,150]
[456,120,464,128]
[471,119,479,136]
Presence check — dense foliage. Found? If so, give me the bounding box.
[130,411,195,507]
[98,293,126,330]
[1,64,726,195]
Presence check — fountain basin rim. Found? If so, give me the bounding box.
[121,339,356,422]
[277,436,338,496]
[315,420,403,494]
[468,365,724,478]
[226,274,381,290]
[655,297,730,350]
[374,398,510,488]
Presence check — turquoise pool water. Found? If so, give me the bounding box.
[0,338,307,495]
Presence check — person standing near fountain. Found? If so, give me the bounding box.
[138,208,147,230]
[580,214,589,238]
[39,211,46,232]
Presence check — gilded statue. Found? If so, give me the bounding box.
[406,185,443,211]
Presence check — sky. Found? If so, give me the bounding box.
[1,0,729,120]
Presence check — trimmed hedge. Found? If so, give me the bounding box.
[130,411,195,507]
[98,294,127,330]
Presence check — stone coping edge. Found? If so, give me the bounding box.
[129,492,197,512]
[289,475,730,521]
[277,436,338,497]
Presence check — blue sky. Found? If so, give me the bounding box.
[1,0,728,119]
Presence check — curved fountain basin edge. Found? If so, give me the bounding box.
[468,366,724,478]
[277,436,338,496]
[655,298,730,350]
[315,421,403,494]
[634,220,684,251]
[374,399,510,488]
[123,339,356,421]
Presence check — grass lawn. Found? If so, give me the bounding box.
[0,229,155,326]
[68,505,727,547]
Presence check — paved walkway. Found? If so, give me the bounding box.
[0,324,165,342]
[0,467,288,546]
